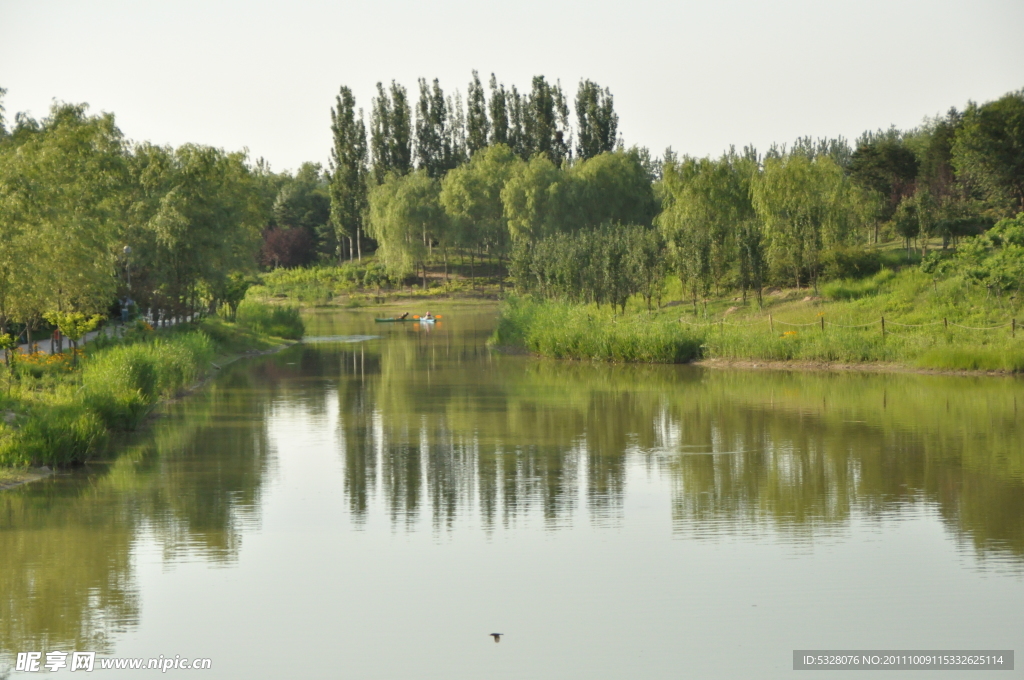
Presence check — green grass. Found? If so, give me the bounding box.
[496,265,1024,371]
[1,314,295,469]
[492,297,702,363]
[235,300,305,339]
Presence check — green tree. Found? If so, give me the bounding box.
[366,171,448,287]
[953,90,1024,215]
[501,154,569,243]
[466,71,490,156]
[329,86,369,261]
[415,78,454,178]
[440,144,521,276]
[370,82,412,185]
[575,80,618,160]
[567,150,658,230]
[524,76,570,165]
[488,74,508,147]
[753,154,859,290]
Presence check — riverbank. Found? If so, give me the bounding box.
[0,311,300,484]
[492,266,1024,372]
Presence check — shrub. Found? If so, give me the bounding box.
[0,403,107,467]
[235,301,305,339]
[822,269,895,301]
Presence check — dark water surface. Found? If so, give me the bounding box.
[2,306,1023,678]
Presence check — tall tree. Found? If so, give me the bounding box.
[506,86,526,159]
[448,89,468,168]
[415,78,454,178]
[440,143,521,269]
[953,90,1024,215]
[525,76,570,164]
[366,170,447,287]
[370,81,412,185]
[466,71,490,156]
[329,86,369,261]
[575,80,618,160]
[488,74,508,147]
[389,81,413,177]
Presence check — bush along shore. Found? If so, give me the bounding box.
[0,304,303,472]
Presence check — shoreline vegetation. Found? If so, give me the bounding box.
[0,302,303,485]
[489,248,1024,373]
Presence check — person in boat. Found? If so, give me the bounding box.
[398,312,409,320]
[423,311,434,320]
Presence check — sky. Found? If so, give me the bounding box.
[1,0,1022,174]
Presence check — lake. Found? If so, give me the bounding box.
[2,305,1022,678]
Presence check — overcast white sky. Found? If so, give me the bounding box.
[2,0,1022,174]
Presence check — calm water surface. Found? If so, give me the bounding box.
[2,306,1023,679]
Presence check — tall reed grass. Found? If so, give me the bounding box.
[492,297,702,363]
[235,300,305,339]
[1,331,218,467]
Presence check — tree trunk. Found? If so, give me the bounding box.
[357,226,362,262]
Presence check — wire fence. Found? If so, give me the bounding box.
[678,314,1019,338]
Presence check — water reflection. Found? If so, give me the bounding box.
[1,308,1022,667]
[0,364,273,657]
[311,312,1023,567]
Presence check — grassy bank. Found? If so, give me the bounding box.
[247,256,508,307]
[0,305,302,471]
[492,297,702,363]
[494,266,1024,371]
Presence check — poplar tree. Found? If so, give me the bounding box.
[506,86,526,159]
[525,76,570,165]
[370,81,411,185]
[448,90,467,167]
[369,82,391,185]
[488,75,508,146]
[466,71,490,155]
[389,81,413,177]
[415,78,452,178]
[329,86,368,261]
[575,79,619,160]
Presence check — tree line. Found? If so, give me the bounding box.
[0,95,268,343]
[364,85,1021,309]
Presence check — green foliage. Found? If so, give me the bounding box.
[930,212,1024,293]
[575,79,618,160]
[821,269,895,300]
[492,297,701,363]
[0,403,107,467]
[235,301,305,339]
[328,86,369,259]
[366,170,446,278]
[952,90,1024,215]
[512,224,665,312]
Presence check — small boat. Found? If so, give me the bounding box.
[374,315,442,323]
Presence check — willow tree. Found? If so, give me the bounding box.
[500,154,569,243]
[440,144,521,278]
[366,171,447,288]
[753,154,859,290]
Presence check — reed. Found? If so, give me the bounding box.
[235,300,305,339]
[492,297,702,363]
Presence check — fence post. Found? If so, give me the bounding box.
[881,316,885,338]
[820,316,825,332]
[944,318,948,330]
[769,314,774,334]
